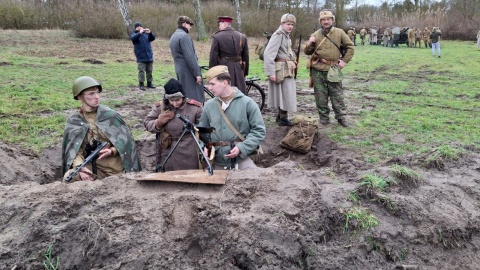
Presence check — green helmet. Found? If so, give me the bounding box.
[72,76,102,100]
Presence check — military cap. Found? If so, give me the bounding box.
[134,22,142,28]
[319,9,335,21]
[281,13,296,24]
[205,65,229,82]
[217,16,233,23]
[178,16,194,25]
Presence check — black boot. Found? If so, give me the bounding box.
[338,119,349,128]
[276,109,293,127]
[139,82,146,91]
[147,81,156,89]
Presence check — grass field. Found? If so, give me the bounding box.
[0,30,478,164]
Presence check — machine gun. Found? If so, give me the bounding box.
[64,141,108,182]
[158,114,215,175]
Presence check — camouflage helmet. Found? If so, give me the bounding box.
[72,76,102,100]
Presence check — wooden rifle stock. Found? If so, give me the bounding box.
[294,35,302,79]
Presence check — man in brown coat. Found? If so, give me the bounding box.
[423,27,431,48]
[304,9,354,127]
[209,16,249,94]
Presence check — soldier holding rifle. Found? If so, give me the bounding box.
[62,76,141,182]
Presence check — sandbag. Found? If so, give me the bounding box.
[280,115,318,153]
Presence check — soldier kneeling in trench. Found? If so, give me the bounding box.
[62,76,141,182]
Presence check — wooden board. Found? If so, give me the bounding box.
[137,170,229,185]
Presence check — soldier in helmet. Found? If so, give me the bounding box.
[62,76,142,182]
[209,16,249,94]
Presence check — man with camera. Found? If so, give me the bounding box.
[130,22,156,91]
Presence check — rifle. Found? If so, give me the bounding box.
[64,141,109,182]
[294,35,302,79]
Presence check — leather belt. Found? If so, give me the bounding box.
[212,140,242,147]
[275,58,286,62]
[320,59,339,65]
[220,56,241,62]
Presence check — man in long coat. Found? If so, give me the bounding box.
[263,13,298,126]
[169,16,205,103]
[209,16,249,94]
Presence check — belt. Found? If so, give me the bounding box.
[212,140,242,147]
[275,58,287,62]
[220,56,241,62]
[320,59,339,65]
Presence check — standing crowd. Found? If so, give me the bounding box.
[62,10,355,182]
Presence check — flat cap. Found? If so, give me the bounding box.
[205,65,229,82]
[134,22,142,28]
[178,15,194,25]
[217,16,233,23]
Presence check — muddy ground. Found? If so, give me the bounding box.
[1,31,480,269]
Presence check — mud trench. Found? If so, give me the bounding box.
[2,84,480,270]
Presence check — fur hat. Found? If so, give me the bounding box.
[134,22,142,28]
[163,78,185,99]
[319,10,335,21]
[205,65,229,82]
[280,13,296,24]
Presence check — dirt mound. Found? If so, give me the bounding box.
[1,129,480,269]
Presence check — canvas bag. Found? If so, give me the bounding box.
[327,65,344,82]
[280,115,318,154]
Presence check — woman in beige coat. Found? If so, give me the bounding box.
[263,14,297,126]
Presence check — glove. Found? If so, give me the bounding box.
[156,110,175,127]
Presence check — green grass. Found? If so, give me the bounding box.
[43,243,60,270]
[359,173,395,195]
[0,30,479,159]
[391,164,423,185]
[344,207,379,231]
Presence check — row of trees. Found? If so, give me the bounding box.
[0,0,479,40]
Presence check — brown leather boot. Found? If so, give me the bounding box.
[338,119,348,127]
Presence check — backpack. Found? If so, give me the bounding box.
[280,115,318,153]
[255,32,273,61]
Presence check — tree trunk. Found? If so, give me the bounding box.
[234,0,243,32]
[117,0,132,36]
[192,0,207,41]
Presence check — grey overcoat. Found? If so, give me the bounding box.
[263,26,297,112]
[169,28,205,103]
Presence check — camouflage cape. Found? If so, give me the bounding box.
[61,105,141,174]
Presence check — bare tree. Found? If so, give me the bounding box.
[192,0,207,40]
[234,0,243,31]
[118,0,132,36]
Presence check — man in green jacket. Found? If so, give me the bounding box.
[199,65,266,170]
[304,9,354,127]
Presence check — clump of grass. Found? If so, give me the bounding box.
[347,190,360,204]
[344,207,379,231]
[356,173,397,213]
[424,145,462,170]
[43,243,60,270]
[358,173,396,197]
[391,164,423,185]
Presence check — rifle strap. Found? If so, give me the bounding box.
[309,36,328,79]
[322,29,344,57]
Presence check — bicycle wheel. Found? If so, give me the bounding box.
[246,82,265,111]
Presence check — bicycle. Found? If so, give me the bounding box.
[200,66,266,111]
